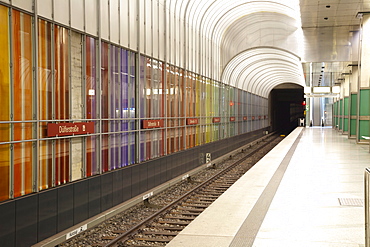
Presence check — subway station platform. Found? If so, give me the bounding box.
[167,127,367,247]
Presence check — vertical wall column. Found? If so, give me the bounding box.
[349,66,359,138]
[342,74,350,134]
[358,14,370,143]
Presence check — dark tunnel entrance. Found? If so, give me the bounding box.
[269,84,305,133]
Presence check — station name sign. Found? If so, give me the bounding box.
[212,117,221,123]
[186,118,199,125]
[142,119,164,129]
[47,122,94,137]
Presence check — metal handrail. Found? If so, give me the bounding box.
[365,167,370,247]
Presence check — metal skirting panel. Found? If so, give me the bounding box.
[338,198,364,207]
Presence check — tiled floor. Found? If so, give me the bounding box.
[253,127,367,247]
[167,127,368,247]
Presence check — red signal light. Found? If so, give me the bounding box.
[302,101,306,106]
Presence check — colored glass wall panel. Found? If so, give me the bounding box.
[144,57,151,118]
[179,68,184,120]
[12,10,34,197]
[54,25,70,185]
[0,5,10,201]
[101,42,109,171]
[110,46,120,170]
[129,53,136,164]
[38,20,52,189]
[86,36,97,176]
[54,26,69,120]
[121,49,129,166]
[55,139,69,185]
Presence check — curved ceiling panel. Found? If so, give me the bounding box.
[222,47,305,97]
[220,12,303,68]
[169,0,303,97]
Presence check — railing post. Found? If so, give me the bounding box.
[365,168,370,247]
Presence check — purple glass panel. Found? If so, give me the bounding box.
[110,46,120,170]
[121,133,128,166]
[140,56,145,118]
[121,49,128,131]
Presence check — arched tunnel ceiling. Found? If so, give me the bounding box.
[170,0,369,98]
[172,0,304,97]
[221,12,303,67]
[221,47,305,98]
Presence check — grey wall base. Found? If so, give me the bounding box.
[0,128,268,247]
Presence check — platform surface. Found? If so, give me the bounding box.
[167,127,367,247]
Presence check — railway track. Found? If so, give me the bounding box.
[100,134,284,247]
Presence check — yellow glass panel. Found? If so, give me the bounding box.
[0,5,10,202]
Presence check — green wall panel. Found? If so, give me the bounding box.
[351,94,357,116]
[343,98,349,132]
[360,89,370,116]
[339,99,343,130]
[359,120,370,140]
[344,97,349,116]
[350,119,357,136]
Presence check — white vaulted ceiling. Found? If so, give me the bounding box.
[169,0,370,97]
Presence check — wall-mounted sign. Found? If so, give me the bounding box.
[213,117,221,123]
[258,116,262,120]
[230,117,235,122]
[252,116,255,120]
[206,153,211,163]
[47,122,94,137]
[142,119,164,129]
[264,115,267,119]
[243,116,247,121]
[187,118,199,125]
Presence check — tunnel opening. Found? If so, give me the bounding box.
[269,84,304,134]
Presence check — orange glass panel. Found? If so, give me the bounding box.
[101,42,109,171]
[55,139,69,185]
[54,26,69,120]
[12,10,34,197]
[0,5,10,202]
[54,26,70,185]
[38,20,52,190]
